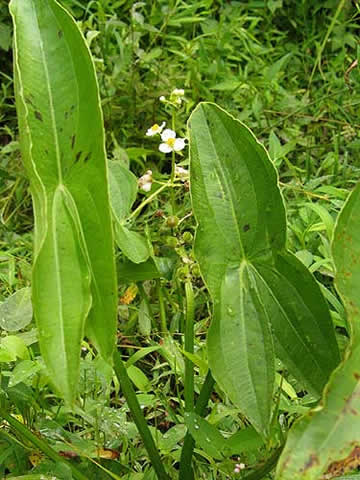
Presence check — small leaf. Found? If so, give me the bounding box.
[185,412,226,460]
[0,288,33,332]
[127,365,151,391]
[158,424,186,453]
[108,160,138,222]
[138,299,152,336]
[0,335,29,362]
[226,427,263,455]
[115,224,150,264]
[8,360,42,388]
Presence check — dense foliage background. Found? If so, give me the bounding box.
[1,0,360,478]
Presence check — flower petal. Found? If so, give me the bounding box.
[159,143,173,153]
[161,129,176,141]
[173,138,186,151]
[141,182,152,192]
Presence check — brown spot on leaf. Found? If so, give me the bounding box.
[34,111,43,122]
[324,446,360,479]
[75,151,82,162]
[302,454,319,472]
[354,372,360,380]
[71,135,76,149]
[58,30,63,39]
[243,224,250,232]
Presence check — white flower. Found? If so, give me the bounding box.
[146,121,165,136]
[172,88,185,96]
[234,463,246,473]
[138,170,153,192]
[159,129,186,154]
[175,165,189,181]
[159,95,166,102]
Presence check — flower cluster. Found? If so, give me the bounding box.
[138,170,153,192]
[234,463,246,474]
[160,88,185,106]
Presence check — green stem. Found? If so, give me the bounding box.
[157,280,168,333]
[178,371,215,480]
[128,183,169,221]
[184,281,194,413]
[170,111,176,214]
[308,0,346,87]
[0,408,88,480]
[113,352,169,480]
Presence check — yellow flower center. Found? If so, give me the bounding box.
[151,124,159,131]
[166,138,176,147]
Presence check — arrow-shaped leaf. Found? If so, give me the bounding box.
[188,103,339,435]
[10,0,117,403]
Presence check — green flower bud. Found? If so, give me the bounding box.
[166,216,179,228]
[182,231,193,244]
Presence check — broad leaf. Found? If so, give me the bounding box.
[188,103,339,435]
[10,0,117,403]
[276,182,360,480]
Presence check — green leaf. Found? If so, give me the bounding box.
[276,344,360,480]
[108,160,149,263]
[332,183,360,327]
[138,299,152,336]
[184,412,227,460]
[115,223,150,264]
[8,359,43,388]
[158,424,186,453]
[226,427,263,455]
[256,252,340,395]
[0,288,33,332]
[188,103,339,435]
[0,23,12,51]
[108,160,138,222]
[207,264,275,434]
[127,365,151,392]
[10,0,117,404]
[0,336,29,362]
[126,346,161,368]
[276,182,360,480]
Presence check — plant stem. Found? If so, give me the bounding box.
[157,280,168,333]
[308,0,346,87]
[113,352,169,480]
[178,371,215,480]
[170,110,176,214]
[128,183,169,221]
[184,281,194,413]
[0,408,88,480]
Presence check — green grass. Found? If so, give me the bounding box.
[1,0,360,478]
